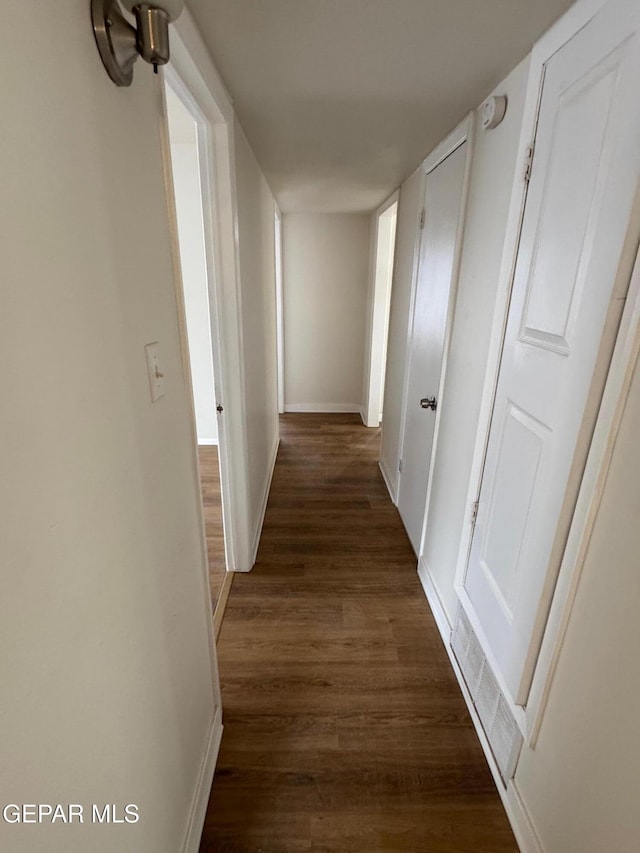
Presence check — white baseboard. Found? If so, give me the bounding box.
[181,705,223,853]
[505,781,544,853]
[417,558,452,639]
[213,571,234,637]
[197,438,219,446]
[378,458,398,505]
[249,433,280,567]
[284,402,361,413]
[359,405,382,428]
[417,556,542,853]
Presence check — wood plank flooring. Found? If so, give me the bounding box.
[199,414,518,852]
[198,445,226,609]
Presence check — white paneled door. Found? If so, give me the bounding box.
[463,0,640,706]
[398,141,467,553]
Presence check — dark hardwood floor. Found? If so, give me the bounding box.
[198,445,226,609]
[200,414,518,852]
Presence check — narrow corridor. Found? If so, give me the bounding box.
[200,414,517,852]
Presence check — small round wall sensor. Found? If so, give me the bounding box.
[481,95,508,130]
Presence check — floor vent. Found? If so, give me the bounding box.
[451,606,522,784]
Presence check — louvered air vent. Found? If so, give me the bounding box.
[451,606,523,784]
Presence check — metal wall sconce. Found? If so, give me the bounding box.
[92,0,185,86]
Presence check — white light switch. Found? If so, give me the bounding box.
[145,342,166,402]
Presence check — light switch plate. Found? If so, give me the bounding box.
[145,342,166,402]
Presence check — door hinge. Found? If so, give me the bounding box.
[470,500,479,525]
[419,207,425,229]
[523,143,535,183]
[399,459,403,473]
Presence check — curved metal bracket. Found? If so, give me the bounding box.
[92,0,138,87]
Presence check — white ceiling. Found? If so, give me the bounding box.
[187,0,574,213]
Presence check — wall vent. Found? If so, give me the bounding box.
[451,606,522,784]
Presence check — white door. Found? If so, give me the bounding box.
[398,142,467,553]
[463,0,640,705]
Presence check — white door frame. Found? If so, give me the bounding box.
[363,190,399,427]
[274,205,285,414]
[165,89,219,446]
[453,0,640,746]
[396,115,474,525]
[160,15,253,584]
[378,166,425,505]
[160,68,238,578]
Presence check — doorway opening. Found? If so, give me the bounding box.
[164,82,228,618]
[363,195,398,427]
[274,206,285,414]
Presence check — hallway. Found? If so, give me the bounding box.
[199,414,517,852]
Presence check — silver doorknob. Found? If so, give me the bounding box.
[420,397,437,411]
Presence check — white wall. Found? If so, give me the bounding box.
[513,354,640,852]
[167,96,218,445]
[379,166,424,498]
[283,213,370,412]
[1,4,217,852]
[421,57,531,621]
[233,121,279,557]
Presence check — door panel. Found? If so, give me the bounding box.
[521,57,620,353]
[480,403,548,617]
[464,0,640,705]
[398,143,467,553]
